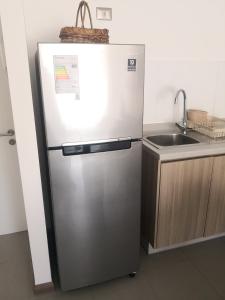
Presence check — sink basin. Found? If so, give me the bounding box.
[145,133,200,148]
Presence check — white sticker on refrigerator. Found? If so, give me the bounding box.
[53,55,80,98]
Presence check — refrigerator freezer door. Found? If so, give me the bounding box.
[48,141,142,291]
[38,44,145,147]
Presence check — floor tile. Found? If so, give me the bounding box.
[181,238,225,297]
[0,262,12,300]
[143,249,223,300]
[0,260,34,300]
[141,248,187,271]
[90,275,158,300]
[0,231,30,263]
[32,287,94,300]
[1,232,225,300]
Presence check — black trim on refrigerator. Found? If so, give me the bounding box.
[62,140,131,156]
[48,139,142,154]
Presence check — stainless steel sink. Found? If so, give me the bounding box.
[145,133,200,148]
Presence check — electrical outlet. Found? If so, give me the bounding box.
[96,7,112,21]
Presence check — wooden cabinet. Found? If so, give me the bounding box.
[141,147,160,247]
[205,156,225,236]
[141,145,216,250]
[156,158,213,248]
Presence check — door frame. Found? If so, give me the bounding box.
[0,0,52,287]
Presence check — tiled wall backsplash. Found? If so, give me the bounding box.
[143,60,225,124]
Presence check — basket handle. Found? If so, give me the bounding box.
[75,1,93,29]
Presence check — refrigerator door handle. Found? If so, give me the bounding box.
[61,138,133,156]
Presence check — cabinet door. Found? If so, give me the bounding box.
[157,157,213,248]
[205,156,225,236]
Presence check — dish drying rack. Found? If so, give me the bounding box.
[188,116,225,139]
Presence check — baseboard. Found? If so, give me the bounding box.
[33,282,54,294]
[141,233,225,255]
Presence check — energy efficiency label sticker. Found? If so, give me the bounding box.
[53,55,80,99]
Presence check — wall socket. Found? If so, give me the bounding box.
[96,7,112,21]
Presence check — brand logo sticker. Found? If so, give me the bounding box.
[128,59,136,71]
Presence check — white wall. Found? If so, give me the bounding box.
[146,60,225,123]
[23,0,225,124]
[0,0,52,286]
[18,0,225,285]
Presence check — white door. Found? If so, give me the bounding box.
[0,21,27,235]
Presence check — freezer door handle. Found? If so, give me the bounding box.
[62,139,132,156]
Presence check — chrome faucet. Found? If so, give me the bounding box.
[174,89,187,134]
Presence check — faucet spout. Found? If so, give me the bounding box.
[174,89,187,134]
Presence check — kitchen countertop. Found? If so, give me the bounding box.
[143,123,225,161]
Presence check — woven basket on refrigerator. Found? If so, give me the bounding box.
[59,1,109,44]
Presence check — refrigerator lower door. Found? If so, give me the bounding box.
[48,141,142,291]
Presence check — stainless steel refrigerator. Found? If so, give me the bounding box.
[37,43,145,291]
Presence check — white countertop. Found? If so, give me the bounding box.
[143,123,225,161]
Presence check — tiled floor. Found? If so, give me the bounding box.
[1,232,225,300]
